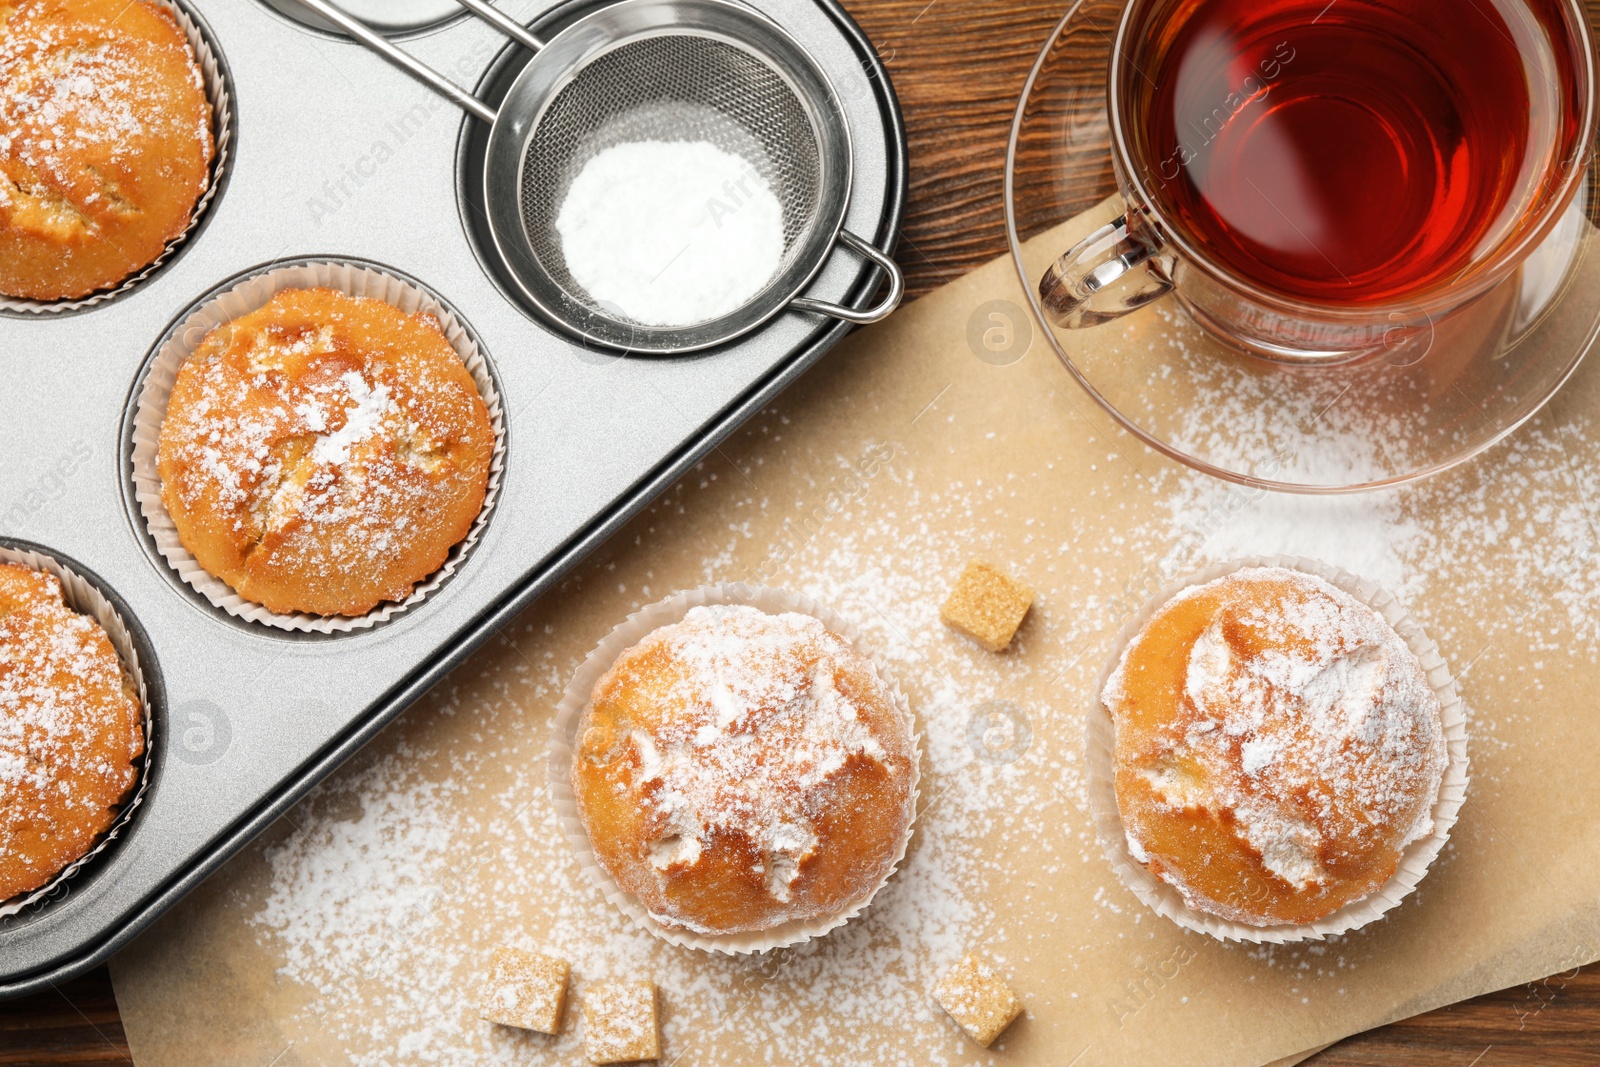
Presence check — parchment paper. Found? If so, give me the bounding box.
[110,203,1600,1066]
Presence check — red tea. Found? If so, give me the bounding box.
[1122,0,1588,304]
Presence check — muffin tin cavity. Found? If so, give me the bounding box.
[0,0,902,996]
[0,541,164,927]
[119,258,507,637]
[0,0,237,318]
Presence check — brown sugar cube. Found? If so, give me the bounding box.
[934,954,1024,1048]
[581,980,660,1063]
[478,947,569,1034]
[941,562,1034,652]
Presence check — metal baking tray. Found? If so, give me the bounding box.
[0,0,904,996]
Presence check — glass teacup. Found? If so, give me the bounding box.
[1040,0,1596,364]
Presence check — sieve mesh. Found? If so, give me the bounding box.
[519,33,823,324]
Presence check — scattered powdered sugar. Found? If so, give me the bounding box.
[556,139,785,327]
[1138,302,1459,492]
[237,359,1600,1060]
[1157,415,1600,666]
[250,720,998,1065]
[1167,479,1425,601]
[250,755,488,1061]
[246,484,1041,1064]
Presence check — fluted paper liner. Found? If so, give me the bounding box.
[128,259,506,633]
[549,582,922,954]
[1085,554,1471,944]
[0,545,154,919]
[0,0,234,315]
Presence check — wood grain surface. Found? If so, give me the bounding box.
[4,0,1600,1063]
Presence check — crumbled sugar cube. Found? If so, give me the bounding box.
[940,561,1034,652]
[478,947,569,1035]
[581,980,660,1063]
[933,954,1024,1048]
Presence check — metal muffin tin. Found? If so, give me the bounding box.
[0,0,904,996]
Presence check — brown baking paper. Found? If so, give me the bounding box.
[110,201,1600,1067]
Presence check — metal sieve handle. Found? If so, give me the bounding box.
[292,0,545,125]
[790,229,905,325]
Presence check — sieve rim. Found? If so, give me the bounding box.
[480,0,857,354]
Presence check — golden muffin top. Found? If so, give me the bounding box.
[1102,566,1447,927]
[573,604,916,936]
[157,287,495,618]
[0,563,143,901]
[0,0,214,300]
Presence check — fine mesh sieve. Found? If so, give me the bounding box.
[519,37,820,327]
[296,0,904,353]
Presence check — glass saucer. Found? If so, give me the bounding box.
[1003,0,1600,493]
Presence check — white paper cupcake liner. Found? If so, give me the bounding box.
[0,0,234,315]
[1085,554,1470,944]
[0,544,154,919]
[549,582,922,955]
[128,259,507,633]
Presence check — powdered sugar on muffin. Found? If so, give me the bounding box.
[156,287,494,617]
[573,604,916,935]
[1102,567,1446,926]
[0,563,143,900]
[0,0,214,299]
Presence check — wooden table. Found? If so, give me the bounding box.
[5,0,1600,1062]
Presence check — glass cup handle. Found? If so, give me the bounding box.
[1039,214,1174,329]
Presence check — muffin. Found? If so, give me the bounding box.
[1101,566,1447,927]
[572,604,916,936]
[0,0,215,301]
[0,563,144,901]
[156,287,494,618]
